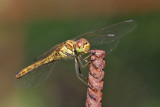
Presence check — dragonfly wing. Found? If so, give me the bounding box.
[73,20,137,54]
[92,39,120,55]
[34,44,62,62]
[15,62,55,88]
[15,41,63,88]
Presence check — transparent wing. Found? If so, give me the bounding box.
[15,62,55,88]
[15,43,63,88]
[34,43,62,62]
[73,20,137,54]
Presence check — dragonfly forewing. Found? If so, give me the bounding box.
[73,20,137,54]
[34,44,62,62]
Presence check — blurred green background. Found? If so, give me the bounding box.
[0,0,160,107]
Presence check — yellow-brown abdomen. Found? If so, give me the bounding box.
[16,40,76,79]
[16,51,61,79]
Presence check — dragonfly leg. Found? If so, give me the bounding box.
[78,56,91,68]
[81,60,91,68]
[78,57,84,67]
[78,53,92,68]
[79,53,91,63]
[75,58,88,85]
[83,53,91,61]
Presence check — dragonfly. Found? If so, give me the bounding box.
[15,20,137,88]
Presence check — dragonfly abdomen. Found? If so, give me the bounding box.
[16,52,61,79]
[16,40,75,79]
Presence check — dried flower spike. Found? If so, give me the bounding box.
[86,50,105,107]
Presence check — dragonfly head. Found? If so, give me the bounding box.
[75,38,90,54]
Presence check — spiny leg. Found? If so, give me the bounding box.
[75,58,88,85]
[75,58,87,80]
[78,56,84,67]
[78,54,92,68]
[79,53,91,63]
[78,57,91,68]
[81,61,91,68]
